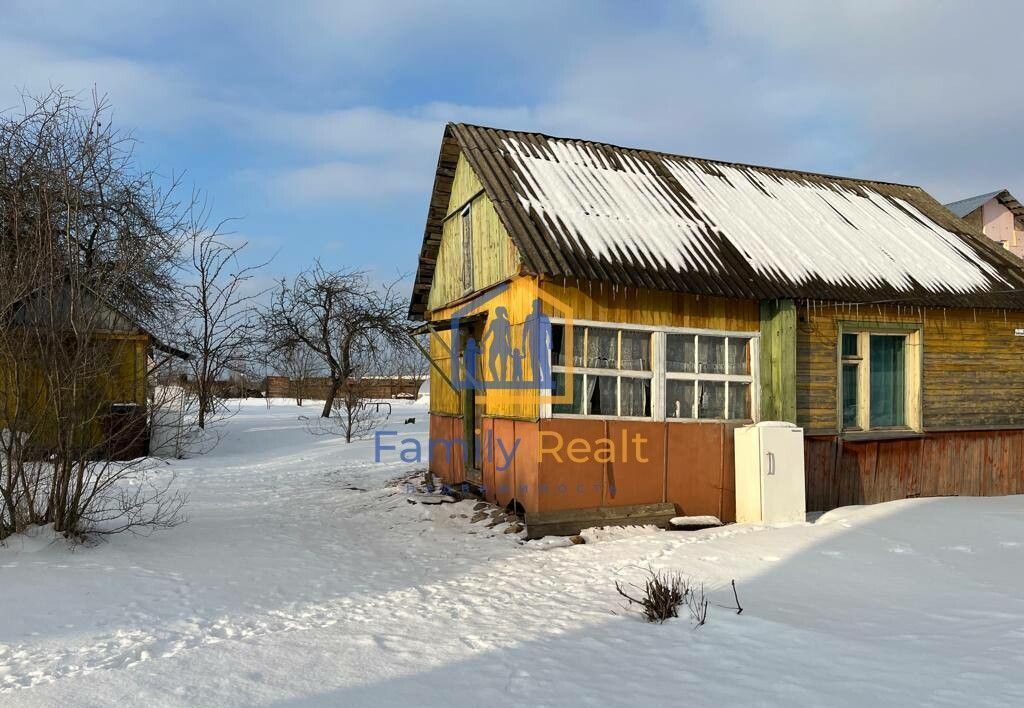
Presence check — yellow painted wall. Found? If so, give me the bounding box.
[797,302,1024,433]
[0,331,148,449]
[429,275,543,419]
[427,275,762,421]
[539,279,760,331]
[426,154,522,311]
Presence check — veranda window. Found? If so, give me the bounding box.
[551,325,652,417]
[550,323,756,421]
[665,333,754,420]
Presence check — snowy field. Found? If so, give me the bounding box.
[3,400,1024,707]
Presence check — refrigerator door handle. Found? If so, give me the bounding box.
[766,451,775,475]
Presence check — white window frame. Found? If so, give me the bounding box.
[544,318,760,423]
[663,332,756,421]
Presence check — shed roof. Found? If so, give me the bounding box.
[8,280,190,359]
[410,124,1024,318]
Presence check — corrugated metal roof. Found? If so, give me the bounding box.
[410,124,1024,318]
[944,189,1024,225]
[944,190,1004,218]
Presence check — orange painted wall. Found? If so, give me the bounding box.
[428,413,738,521]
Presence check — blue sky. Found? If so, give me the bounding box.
[4,1,1022,286]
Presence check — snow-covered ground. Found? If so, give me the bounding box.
[3,400,1024,707]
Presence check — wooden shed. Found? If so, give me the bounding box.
[410,124,1024,536]
[1,281,187,460]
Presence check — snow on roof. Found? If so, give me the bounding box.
[410,125,1024,317]
[505,137,1003,296]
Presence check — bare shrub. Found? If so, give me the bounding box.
[616,567,711,626]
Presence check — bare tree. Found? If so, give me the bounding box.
[176,221,269,429]
[269,340,323,406]
[383,337,429,397]
[0,89,189,538]
[261,262,409,439]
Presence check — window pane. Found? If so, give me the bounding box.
[842,332,858,357]
[842,363,859,428]
[665,379,695,419]
[727,338,750,375]
[550,325,583,366]
[870,336,905,427]
[620,377,651,417]
[461,208,473,290]
[587,328,618,369]
[551,324,565,366]
[666,334,696,373]
[552,372,583,414]
[698,381,726,419]
[587,375,618,416]
[698,336,726,374]
[727,382,750,419]
[620,331,651,371]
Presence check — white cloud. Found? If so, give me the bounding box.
[0,38,203,131]
[5,0,1021,215]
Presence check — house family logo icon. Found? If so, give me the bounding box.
[445,276,574,405]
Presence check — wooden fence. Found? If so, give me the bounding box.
[264,376,424,400]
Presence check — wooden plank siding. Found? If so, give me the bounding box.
[797,301,1024,433]
[805,431,1024,511]
[429,275,544,420]
[426,154,522,312]
[538,278,759,331]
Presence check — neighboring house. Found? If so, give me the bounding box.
[1,281,187,460]
[410,124,1024,536]
[945,189,1024,259]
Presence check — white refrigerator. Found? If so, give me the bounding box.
[734,421,807,524]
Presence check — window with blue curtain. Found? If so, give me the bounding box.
[869,335,905,427]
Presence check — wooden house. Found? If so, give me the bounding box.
[945,189,1024,259]
[1,282,187,460]
[410,124,1024,536]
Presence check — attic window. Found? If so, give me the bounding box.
[461,205,473,293]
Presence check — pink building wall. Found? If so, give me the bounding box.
[981,199,1024,259]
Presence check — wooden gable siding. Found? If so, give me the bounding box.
[797,301,1024,434]
[426,154,522,311]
